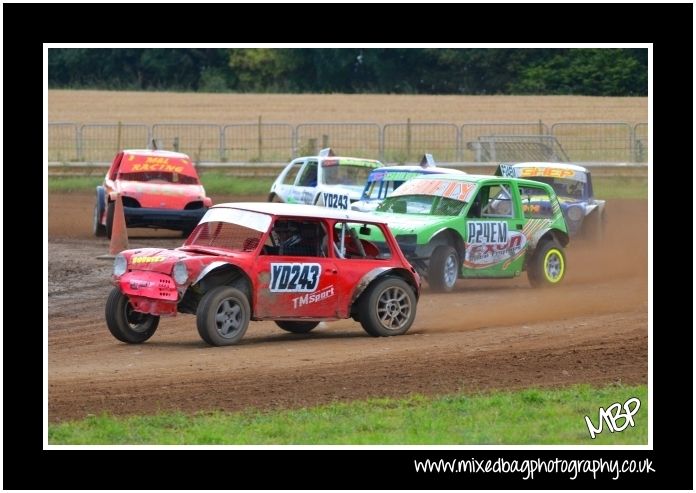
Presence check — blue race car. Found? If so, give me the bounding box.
[496,162,606,241]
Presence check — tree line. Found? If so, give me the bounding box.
[48,48,647,96]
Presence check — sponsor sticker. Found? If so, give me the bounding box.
[270,263,321,292]
[292,284,335,308]
[323,192,350,209]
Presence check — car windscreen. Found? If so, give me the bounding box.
[377,194,467,216]
[322,164,374,186]
[528,176,585,199]
[118,171,199,184]
[183,208,271,251]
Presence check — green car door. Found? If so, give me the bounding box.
[461,180,527,278]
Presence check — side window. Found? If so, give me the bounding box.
[297,161,318,187]
[519,186,554,219]
[263,219,326,257]
[332,222,387,259]
[481,184,513,218]
[281,162,303,185]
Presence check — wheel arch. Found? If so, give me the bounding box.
[180,262,254,315]
[426,228,465,258]
[349,267,420,314]
[528,227,569,250]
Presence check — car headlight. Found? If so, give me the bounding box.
[172,261,189,285]
[113,254,127,277]
[566,206,584,222]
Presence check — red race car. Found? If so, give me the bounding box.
[106,203,421,346]
[94,149,212,238]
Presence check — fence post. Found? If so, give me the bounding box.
[406,118,412,161]
[322,134,329,149]
[116,121,123,153]
[76,125,83,162]
[173,136,180,152]
[257,115,263,162]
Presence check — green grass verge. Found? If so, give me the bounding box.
[47,174,646,199]
[197,173,272,196]
[592,176,647,199]
[49,384,647,445]
[47,174,274,196]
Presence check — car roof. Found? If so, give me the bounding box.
[123,149,191,159]
[369,165,466,175]
[294,156,382,165]
[212,202,390,224]
[507,162,589,173]
[406,173,558,189]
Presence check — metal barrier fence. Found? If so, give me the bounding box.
[48,121,649,164]
[633,122,648,163]
[296,123,381,160]
[223,123,294,162]
[383,122,459,163]
[81,124,150,162]
[550,122,633,162]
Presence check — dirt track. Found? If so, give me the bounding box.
[48,194,648,421]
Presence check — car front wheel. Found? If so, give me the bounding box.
[196,286,250,346]
[428,245,459,292]
[359,277,417,337]
[105,287,159,343]
[93,203,106,237]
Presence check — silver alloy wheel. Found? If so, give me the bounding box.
[443,252,458,288]
[545,252,562,281]
[376,285,412,331]
[214,298,244,339]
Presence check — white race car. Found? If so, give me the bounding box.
[268,148,382,209]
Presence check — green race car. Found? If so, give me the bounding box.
[364,174,570,292]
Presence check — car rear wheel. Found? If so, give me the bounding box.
[196,286,250,346]
[275,321,319,333]
[428,245,459,292]
[359,277,417,337]
[105,287,159,343]
[528,239,566,288]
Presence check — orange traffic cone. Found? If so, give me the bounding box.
[97,194,129,259]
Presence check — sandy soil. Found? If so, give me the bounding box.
[47,194,648,421]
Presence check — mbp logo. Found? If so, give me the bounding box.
[584,397,641,439]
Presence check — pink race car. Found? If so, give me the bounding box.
[94,149,212,238]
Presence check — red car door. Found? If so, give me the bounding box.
[254,254,340,319]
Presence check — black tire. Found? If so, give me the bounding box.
[93,188,106,237]
[105,287,159,343]
[196,286,250,346]
[93,204,106,237]
[358,277,417,337]
[275,321,319,333]
[428,245,459,292]
[105,201,115,239]
[528,239,566,288]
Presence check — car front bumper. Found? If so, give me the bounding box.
[124,206,208,231]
